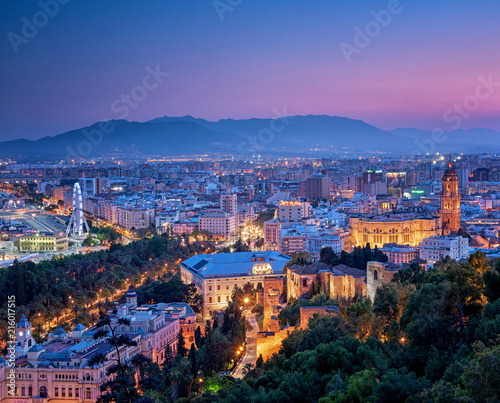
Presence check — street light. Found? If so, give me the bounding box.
[244,298,249,304]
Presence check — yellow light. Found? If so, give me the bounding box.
[239,346,244,351]
[236,351,240,355]
[244,298,249,303]
[198,378,203,383]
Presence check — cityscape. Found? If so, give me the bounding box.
[1,1,500,402]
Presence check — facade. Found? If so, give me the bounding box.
[19,232,68,253]
[306,230,351,259]
[220,193,237,216]
[305,173,331,199]
[350,213,442,248]
[180,251,291,319]
[0,290,186,402]
[279,229,307,256]
[116,207,155,230]
[263,219,281,251]
[287,262,367,301]
[198,212,238,237]
[380,244,419,264]
[277,201,310,225]
[418,235,470,265]
[366,261,402,301]
[440,161,461,235]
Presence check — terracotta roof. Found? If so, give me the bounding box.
[332,264,366,277]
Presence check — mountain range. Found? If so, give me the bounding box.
[1,115,499,161]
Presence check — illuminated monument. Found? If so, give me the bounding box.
[66,182,89,238]
[440,160,461,235]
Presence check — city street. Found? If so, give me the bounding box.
[232,313,258,379]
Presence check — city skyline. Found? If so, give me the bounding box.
[1,0,500,140]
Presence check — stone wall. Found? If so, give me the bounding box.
[367,261,397,301]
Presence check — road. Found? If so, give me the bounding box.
[232,313,258,379]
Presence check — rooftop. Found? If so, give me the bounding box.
[181,251,291,278]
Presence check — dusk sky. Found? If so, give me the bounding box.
[1,0,500,140]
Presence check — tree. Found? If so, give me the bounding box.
[177,328,188,357]
[168,358,193,401]
[188,343,197,378]
[87,314,150,403]
[194,326,203,349]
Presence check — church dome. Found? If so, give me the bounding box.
[52,326,67,336]
[73,323,87,332]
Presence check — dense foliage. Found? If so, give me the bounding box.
[184,252,500,402]
[0,235,210,337]
[320,244,388,270]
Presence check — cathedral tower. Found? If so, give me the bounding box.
[440,159,461,235]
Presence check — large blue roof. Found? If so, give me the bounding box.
[181,251,291,278]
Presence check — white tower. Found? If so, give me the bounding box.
[66,182,90,238]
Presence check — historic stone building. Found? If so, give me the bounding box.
[440,160,461,235]
[287,262,367,301]
[350,213,442,248]
[366,261,402,301]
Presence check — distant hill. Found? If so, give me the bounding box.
[1,115,499,161]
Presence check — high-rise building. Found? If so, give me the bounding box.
[440,161,461,235]
[305,173,331,199]
[220,193,237,215]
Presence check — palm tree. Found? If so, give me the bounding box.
[168,358,193,401]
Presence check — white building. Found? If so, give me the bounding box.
[180,251,291,319]
[306,230,350,259]
[418,235,470,265]
[199,212,238,237]
[117,207,156,230]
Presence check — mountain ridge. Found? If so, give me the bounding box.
[1,115,499,161]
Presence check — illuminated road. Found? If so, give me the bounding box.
[232,313,258,379]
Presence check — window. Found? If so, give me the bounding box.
[373,270,378,281]
[217,296,221,303]
[29,386,32,397]
[76,388,79,398]
[21,387,25,396]
[55,388,59,397]
[209,297,212,303]
[86,388,91,399]
[208,285,212,291]
[69,388,73,397]
[302,279,307,287]
[62,388,66,397]
[217,284,220,291]
[226,296,229,302]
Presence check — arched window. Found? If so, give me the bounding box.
[40,386,48,398]
[373,270,378,281]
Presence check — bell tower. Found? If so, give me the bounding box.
[440,159,461,235]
